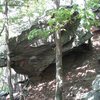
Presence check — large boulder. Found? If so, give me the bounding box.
[0,9,92,81]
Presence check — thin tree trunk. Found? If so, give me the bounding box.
[70,0,73,5]
[83,0,92,48]
[55,30,63,100]
[54,0,60,9]
[54,1,63,99]
[4,0,14,99]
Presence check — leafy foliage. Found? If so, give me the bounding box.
[79,8,96,29]
[28,0,100,40]
[87,0,100,8]
[73,1,99,31]
[28,29,52,40]
[28,7,80,40]
[48,8,72,25]
[72,1,99,30]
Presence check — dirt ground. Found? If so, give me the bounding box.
[26,35,100,100]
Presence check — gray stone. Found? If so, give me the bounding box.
[0,10,92,81]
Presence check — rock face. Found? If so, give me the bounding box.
[81,75,100,100]
[0,11,92,81]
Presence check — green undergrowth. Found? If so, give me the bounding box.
[28,28,54,40]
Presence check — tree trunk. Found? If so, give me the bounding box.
[4,0,14,100]
[70,0,73,5]
[54,0,60,9]
[55,30,63,100]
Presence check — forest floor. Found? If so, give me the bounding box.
[26,35,100,100]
